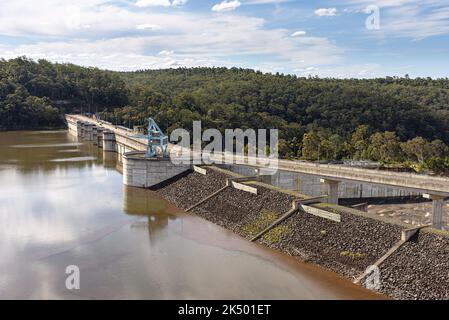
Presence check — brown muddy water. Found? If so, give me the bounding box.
[0,131,384,299]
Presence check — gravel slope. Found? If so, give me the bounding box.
[155,166,449,300]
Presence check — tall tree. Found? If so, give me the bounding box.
[400,137,432,163]
[350,125,370,160]
[368,131,402,163]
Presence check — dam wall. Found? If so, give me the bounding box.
[65,114,448,230]
[156,165,449,300]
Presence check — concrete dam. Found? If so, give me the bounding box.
[66,114,449,229]
[65,114,449,299]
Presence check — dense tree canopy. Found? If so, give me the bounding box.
[0,57,128,129]
[1,57,449,172]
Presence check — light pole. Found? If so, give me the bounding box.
[315,140,321,166]
[318,143,321,163]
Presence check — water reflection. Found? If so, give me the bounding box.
[51,156,97,163]
[124,186,178,245]
[11,143,83,148]
[0,130,383,300]
[0,131,103,173]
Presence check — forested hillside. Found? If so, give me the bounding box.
[1,57,449,171]
[0,57,127,129]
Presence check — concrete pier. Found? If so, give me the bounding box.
[92,126,98,145]
[103,130,117,152]
[320,178,340,205]
[117,143,133,156]
[423,193,446,229]
[96,128,104,148]
[123,152,191,188]
[71,121,81,136]
[79,122,85,138]
[84,123,94,141]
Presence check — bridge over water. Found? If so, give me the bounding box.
[65,114,449,229]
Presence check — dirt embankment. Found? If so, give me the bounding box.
[156,166,449,300]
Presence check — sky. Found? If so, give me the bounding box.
[0,0,448,78]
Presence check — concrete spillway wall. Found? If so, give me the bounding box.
[156,166,449,300]
[123,151,191,188]
[223,164,421,199]
[68,118,117,153]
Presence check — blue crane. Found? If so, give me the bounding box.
[129,118,168,157]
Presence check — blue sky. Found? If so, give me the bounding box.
[0,0,448,78]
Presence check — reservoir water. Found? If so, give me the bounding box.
[0,131,383,299]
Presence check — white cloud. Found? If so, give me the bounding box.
[344,0,449,39]
[345,0,448,8]
[136,24,161,30]
[135,0,187,7]
[0,2,193,37]
[172,0,188,6]
[314,8,337,16]
[212,0,241,12]
[245,0,289,4]
[295,63,383,78]
[135,0,171,7]
[158,50,174,55]
[291,30,306,37]
[0,0,344,72]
